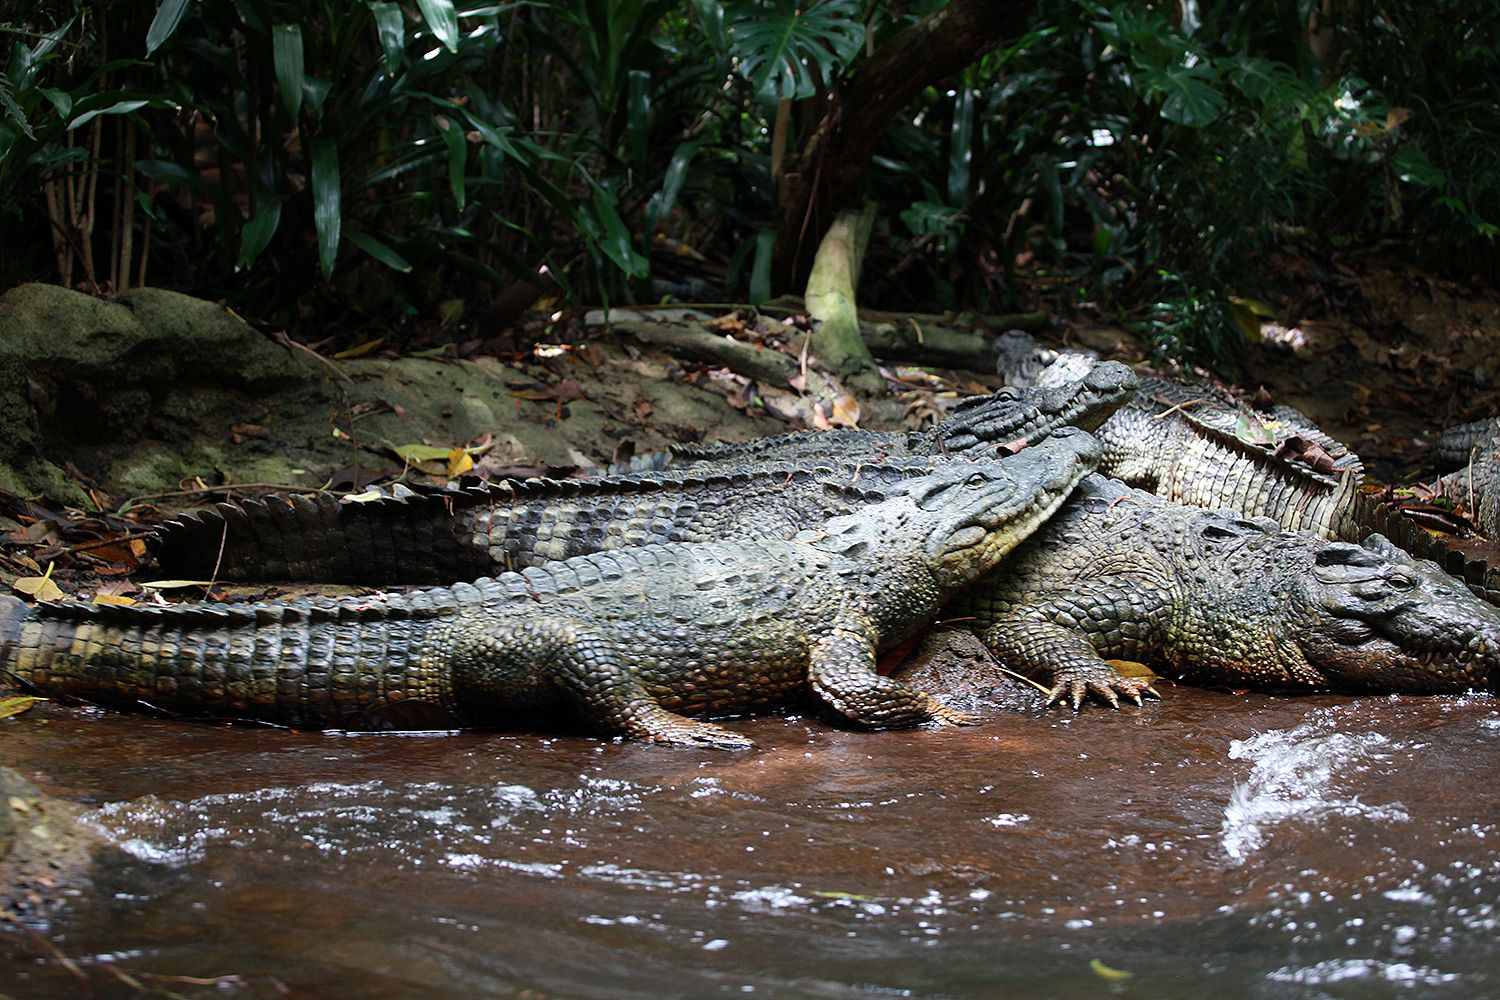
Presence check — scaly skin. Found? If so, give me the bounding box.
[149,459,1010,585]
[1,431,1101,747]
[659,359,1137,468]
[941,475,1500,708]
[1435,416,1500,539]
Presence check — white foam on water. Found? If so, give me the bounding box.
[1220,714,1409,862]
[1267,958,1460,987]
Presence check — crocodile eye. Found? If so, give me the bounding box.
[965,472,988,488]
[1385,573,1416,591]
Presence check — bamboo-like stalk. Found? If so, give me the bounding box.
[117,125,137,290]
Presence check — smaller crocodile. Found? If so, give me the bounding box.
[2,431,1101,747]
[653,359,1137,469]
[1434,416,1500,539]
[147,360,1136,585]
[1007,348,1365,538]
[939,475,1500,707]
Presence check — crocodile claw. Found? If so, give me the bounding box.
[1046,667,1160,711]
[926,700,979,727]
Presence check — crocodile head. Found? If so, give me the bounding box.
[1289,534,1500,693]
[917,427,1101,590]
[935,360,1137,457]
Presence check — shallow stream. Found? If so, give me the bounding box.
[3,684,1498,997]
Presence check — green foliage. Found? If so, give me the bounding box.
[712,0,865,104]
[0,0,1493,361]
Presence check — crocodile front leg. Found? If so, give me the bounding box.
[980,596,1162,709]
[808,626,972,728]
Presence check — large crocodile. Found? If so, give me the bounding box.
[938,475,1500,707]
[147,362,1137,584]
[0,431,1101,747]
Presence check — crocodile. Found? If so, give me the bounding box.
[0,431,1101,747]
[935,474,1500,707]
[146,461,1031,586]
[147,361,1136,585]
[1434,416,1500,539]
[649,359,1137,469]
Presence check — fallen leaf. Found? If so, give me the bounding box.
[333,337,386,359]
[138,579,216,590]
[632,397,654,422]
[1089,958,1132,981]
[13,562,63,602]
[446,448,474,478]
[92,593,138,607]
[828,394,860,428]
[0,697,46,720]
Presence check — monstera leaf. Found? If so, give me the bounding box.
[703,0,865,104]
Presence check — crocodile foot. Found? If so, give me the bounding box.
[1047,665,1160,711]
[924,699,980,727]
[626,706,756,750]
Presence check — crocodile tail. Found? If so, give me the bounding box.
[0,595,31,678]
[7,586,472,728]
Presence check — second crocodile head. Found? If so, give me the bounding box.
[930,359,1137,458]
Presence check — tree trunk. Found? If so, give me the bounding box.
[772,0,1039,293]
[804,202,883,395]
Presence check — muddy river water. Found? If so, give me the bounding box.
[3,682,1498,998]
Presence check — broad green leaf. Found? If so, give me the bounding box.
[236,197,283,270]
[273,24,305,120]
[302,76,332,118]
[588,183,648,278]
[690,0,727,49]
[135,158,197,185]
[947,87,974,206]
[626,68,651,168]
[1394,144,1444,188]
[748,228,775,305]
[368,1,406,73]
[311,138,342,280]
[36,87,72,119]
[644,140,700,234]
[436,114,467,210]
[348,230,413,272]
[69,99,148,130]
[721,0,864,104]
[417,0,460,53]
[1154,66,1226,127]
[145,0,191,56]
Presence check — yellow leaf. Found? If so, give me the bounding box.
[1090,958,1132,981]
[13,562,64,602]
[138,579,215,590]
[92,594,138,607]
[0,697,46,720]
[446,448,474,477]
[333,337,386,360]
[393,443,457,463]
[437,298,465,327]
[343,490,386,503]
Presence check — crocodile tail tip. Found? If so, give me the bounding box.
[1,594,32,666]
